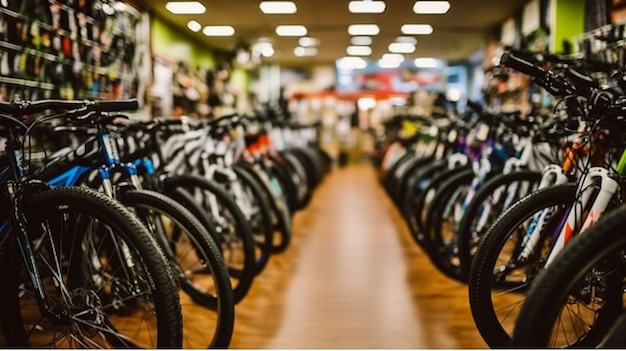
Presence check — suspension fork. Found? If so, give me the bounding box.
[544,167,618,266]
[517,164,571,262]
[6,180,67,323]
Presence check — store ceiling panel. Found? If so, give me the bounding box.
[146,0,529,67]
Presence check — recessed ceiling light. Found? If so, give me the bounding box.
[202,25,235,36]
[378,59,402,68]
[260,1,297,14]
[414,57,443,68]
[347,46,372,56]
[351,36,373,45]
[379,53,405,67]
[348,24,380,36]
[276,25,308,36]
[401,24,433,35]
[253,42,274,57]
[299,37,320,47]
[165,1,206,14]
[395,36,417,44]
[413,1,450,14]
[294,47,318,57]
[388,42,416,53]
[348,1,386,13]
[187,20,202,32]
[337,57,368,70]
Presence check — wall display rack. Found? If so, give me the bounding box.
[0,0,147,103]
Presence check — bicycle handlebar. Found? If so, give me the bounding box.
[0,98,139,116]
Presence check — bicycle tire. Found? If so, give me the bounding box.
[468,183,577,347]
[234,162,292,254]
[511,204,626,348]
[457,170,541,281]
[163,174,256,304]
[0,186,183,348]
[424,167,474,281]
[118,188,235,348]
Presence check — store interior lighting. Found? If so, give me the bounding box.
[348,1,386,14]
[348,24,380,36]
[259,1,298,14]
[187,20,202,32]
[401,24,433,35]
[203,25,235,36]
[413,1,450,14]
[347,46,372,56]
[351,36,373,46]
[276,25,308,36]
[165,1,206,14]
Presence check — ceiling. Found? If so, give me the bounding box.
[144,0,529,67]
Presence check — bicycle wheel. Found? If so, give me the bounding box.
[511,204,626,348]
[232,166,274,274]
[0,186,182,348]
[163,174,256,304]
[424,168,474,281]
[468,183,576,347]
[118,188,235,348]
[457,171,541,281]
[234,162,292,254]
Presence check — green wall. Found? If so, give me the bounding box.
[151,17,216,68]
[553,0,585,53]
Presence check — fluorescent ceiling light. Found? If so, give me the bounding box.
[382,53,405,62]
[401,24,433,35]
[165,1,206,14]
[378,59,402,68]
[253,42,274,57]
[261,46,275,57]
[187,20,202,32]
[299,37,320,47]
[351,36,372,45]
[388,42,415,53]
[294,47,318,57]
[348,1,386,13]
[348,24,380,36]
[203,25,235,36]
[259,1,297,14]
[414,57,443,68]
[337,56,367,70]
[413,1,450,14]
[276,25,307,36]
[395,36,417,44]
[347,46,372,56]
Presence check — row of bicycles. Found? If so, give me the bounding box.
[0,99,330,348]
[377,50,626,348]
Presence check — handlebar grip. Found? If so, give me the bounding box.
[500,52,546,78]
[565,68,597,96]
[93,98,139,112]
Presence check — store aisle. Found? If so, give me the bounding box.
[230,162,487,349]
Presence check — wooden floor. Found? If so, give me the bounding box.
[230,162,488,349]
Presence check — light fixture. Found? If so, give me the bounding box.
[395,36,417,44]
[351,36,372,45]
[337,56,368,70]
[299,37,320,47]
[259,1,297,14]
[253,42,275,57]
[378,59,401,68]
[413,1,450,14]
[414,57,443,68]
[357,97,377,111]
[382,53,405,61]
[348,1,386,13]
[347,46,372,56]
[388,42,415,53]
[202,25,235,36]
[276,25,308,36]
[165,1,206,14]
[348,24,380,36]
[401,24,433,35]
[187,20,202,32]
[294,46,318,57]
